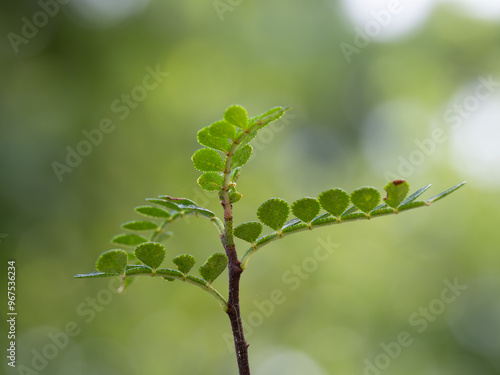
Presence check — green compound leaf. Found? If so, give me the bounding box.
[199,253,228,284]
[224,105,248,129]
[134,242,166,270]
[135,206,171,219]
[197,172,223,191]
[231,144,252,169]
[249,106,288,128]
[383,180,410,209]
[427,181,466,204]
[318,188,350,217]
[173,254,196,275]
[209,120,236,139]
[192,148,224,172]
[111,234,148,247]
[96,249,128,275]
[257,198,290,232]
[197,126,230,152]
[121,221,159,231]
[350,187,381,214]
[234,222,263,243]
[291,197,321,223]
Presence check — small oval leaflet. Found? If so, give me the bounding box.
[350,187,381,214]
[224,105,248,129]
[383,180,410,209]
[197,126,229,152]
[229,191,243,204]
[257,198,290,231]
[199,253,228,284]
[231,144,252,169]
[111,234,148,247]
[209,120,236,140]
[96,249,128,275]
[234,222,263,243]
[134,242,166,270]
[123,221,158,232]
[192,148,224,172]
[291,197,320,223]
[318,188,350,217]
[173,254,196,275]
[135,206,171,219]
[121,221,159,231]
[198,172,223,191]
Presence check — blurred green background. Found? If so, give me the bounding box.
[1,1,500,374]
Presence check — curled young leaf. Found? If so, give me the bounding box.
[383,180,410,209]
[173,254,196,275]
[291,197,320,224]
[350,187,381,214]
[234,222,263,244]
[229,191,243,203]
[197,172,223,191]
[231,144,252,169]
[192,148,224,172]
[135,206,171,219]
[96,249,128,275]
[210,120,236,139]
[257,198,290,232]
[121,221,159,231]
[199,253,228,284]
[318,188,350,217]
[224,105,248,129]
[134,242,166,270]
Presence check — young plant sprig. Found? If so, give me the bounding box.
[76,105,466,375]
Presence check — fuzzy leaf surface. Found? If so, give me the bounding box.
[199,253,228,284]
[318,188,350,217]
[291,197,321,223]
[96,249,128,275]
[173,254,196,275]
[234,222,263,243]
[121,221,158,231]
[224,105,248,129]
[135,206,171,219]
[257,198,289,231]
[350,187,381,214]
[249,106,288,128]
[134,242,166,269]
[197,172,223,191]
[192,148,224,172]
[231,144,252,169]
[197,126,229,152]
[111,234,148,247]
[384,180,410,209]
[209,120,236,139]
